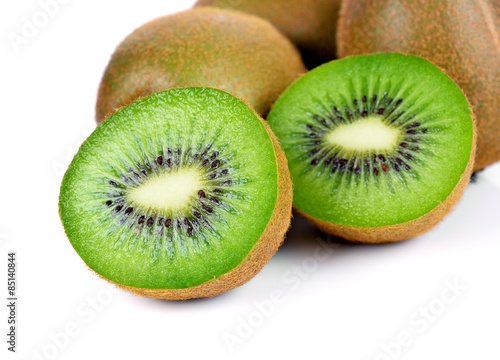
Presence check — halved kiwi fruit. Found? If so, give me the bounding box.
[96,8,306,123]
[60,87,292,299]
[267,53,476,243]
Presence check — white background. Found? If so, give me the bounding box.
[1,1,500,359]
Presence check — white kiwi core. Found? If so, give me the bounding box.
[325,116,401,152]
[127,167,203,212]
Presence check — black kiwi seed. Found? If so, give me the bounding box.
[201,204,213,213]
[314,115,327,126]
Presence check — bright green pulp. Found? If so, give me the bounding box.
[60,88,278,289]
[267,53,474,228]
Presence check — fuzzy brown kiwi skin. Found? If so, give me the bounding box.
[99,114,293,300]
[337,0,500,171]
[96,7,306,123]
[296,114,477,244]
[194,0,342,68]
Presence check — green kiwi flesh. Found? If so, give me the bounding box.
[267,54,475,238]
[60,88,284,292]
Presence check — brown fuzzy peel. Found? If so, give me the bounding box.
[195,0,342,68]
[96,7,306,123]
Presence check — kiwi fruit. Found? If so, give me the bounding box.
[337,0,499,171]
[195,0,342,68]
[60,87,292,300]
[96,8,306,123]
[266,53,476,243]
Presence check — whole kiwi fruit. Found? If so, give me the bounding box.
[96,8,306,123]
[195,0,342,68]
[337,0,499,171]
[267,53,476,243]
[60,87,293,300]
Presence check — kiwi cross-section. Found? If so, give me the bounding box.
[267,53,476,243]
[60,87,292,299]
